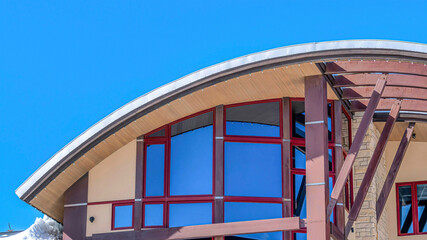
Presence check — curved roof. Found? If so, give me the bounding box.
[16,40,427,220]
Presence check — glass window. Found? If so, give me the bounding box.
[224,202,283,240]
[169,202,213,227]
[292,146,333,171]
[398,185,414,234]
[226,101,280,137]
[145,144,165,197]
[294,233,307,240]
[170,112,213,196]
[146,128,166,138]
[293,175,334,223]
[225,142,282,197]
[417,184,427,233]
[113,204,133,229]
[292,101,332,141]
[144,204,163,227]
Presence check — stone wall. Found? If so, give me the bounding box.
[351,112,388,240]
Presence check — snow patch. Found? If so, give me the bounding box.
[3,216,62,240]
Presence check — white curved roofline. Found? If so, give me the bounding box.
[16,39,427,199]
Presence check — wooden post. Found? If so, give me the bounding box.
[333,101,345,235]
[282,98,292,240]
[327,74,388,218]
[376,122,415,222]
[344,99,401,237]
[134,136,144,231]
[214,105,224,240]
[305,75,330,240]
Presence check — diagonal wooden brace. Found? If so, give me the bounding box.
[344,98,402,238]
[376,122,415,222]
[327,74,388,218]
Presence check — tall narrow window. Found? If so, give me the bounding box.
[145,144,165,197]
[170,111,213,196]
[398,185,414,234]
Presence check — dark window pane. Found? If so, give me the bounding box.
[292,147,332,171]
[226,102,280,137]
[146,128,165,138]
[417,184,427,232]
[293,174,306,219]
[114,205,133,229]
[169,203,212,227]
[145,144,165,196]
[398,185,413,234]
[225,142,282,197]
[294,233,307,240]
[329,177,334,223]
[170,112,213,196]
[144,204,163,227]
[291,101,332,141]
[224,202,283,240]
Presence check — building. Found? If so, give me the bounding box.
[15,40,427,240]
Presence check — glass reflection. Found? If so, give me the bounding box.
[225,142,282,197]
[294,233,307,240]
[114,205,133,228]
[145,144,165,196]
[169,203,212,227]
[146,128,165,138]
[170,112,213,196]
[293,175,334,223]
[144,204,163,227]
[291,101,332,141]
[226,102,280,137]
[225,202,283,240]
[417,184,427,233]
[292,147,333,171]
[398,185,413,234]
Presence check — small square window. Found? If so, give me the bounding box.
[144,204,164,227]
[113,204,134,230]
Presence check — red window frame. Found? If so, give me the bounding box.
[140,98,342,239]
[396,181,427,236]
[111,202,135,230]
[143,108,216,228]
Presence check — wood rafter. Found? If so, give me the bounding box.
[344,99,402,238]
[327,74,388,218]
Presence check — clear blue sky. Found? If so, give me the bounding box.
[1,0,427,231]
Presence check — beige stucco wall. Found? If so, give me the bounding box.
[384,141,427,240]
[88,140,136,202]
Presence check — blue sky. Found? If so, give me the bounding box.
[1,0,427,231]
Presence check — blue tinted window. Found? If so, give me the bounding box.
[224,202,283,240]
[169,203,212,227]
[145,144,165,196]
[114,205,133,229]
[294,233,307,240]
[398,185,413,234]
[417,184,427,232]
[292,147,333,171]
[226,102,280,137]
[225,142,282,197]
[292,101,332,141]
[170,124,213,196]
[293,175,334,222]
[144,204,163,226]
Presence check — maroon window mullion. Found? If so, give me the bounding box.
[413,183,419,234]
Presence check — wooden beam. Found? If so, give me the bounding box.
[330,222,344,240]
[351,99,427,112]
[325,61,427,76]
[282,98,292,240]
[214,105,224,240]
[333,101,345,234]
[344,99,402,238]
[92,217,303,240]
[334,73,427,88]
[343,86,427,100]
[305,75,330,240]
[134,136,144,231]
[327,74,388,218]
[376,122,415,222]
